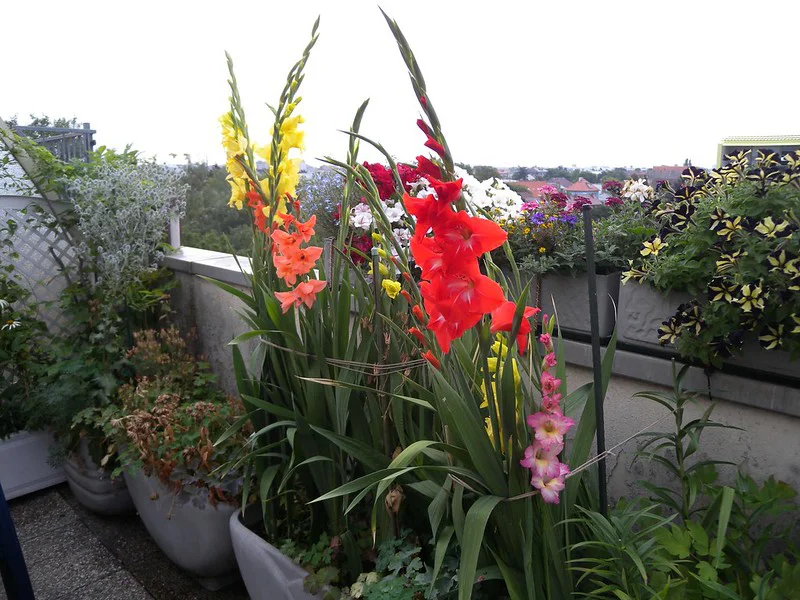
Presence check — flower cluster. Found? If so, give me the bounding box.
[220,104,305,232]
[621,178,655,203]
[500,185,580,268]
[271,212,327,313]
[405,164,508,353]
[624,150,800,364]
[520,318,574,504]
[455,167,523,220]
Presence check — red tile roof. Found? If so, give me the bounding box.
[565,178,598,193]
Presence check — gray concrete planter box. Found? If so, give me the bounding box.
[230,508,321,600]
[535,272,620,337]
[124,469,238,585]
[618,283,797,377]
[64,440,134,515]
[0,431,65,500]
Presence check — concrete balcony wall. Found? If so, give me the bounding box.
[165,247,800,502]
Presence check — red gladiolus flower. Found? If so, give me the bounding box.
[408,326,425,345]
[428,177,463,207]
[294,215,316,243]
[490,301,541,353]
[425,263,505,320]
[403,193,451,238]
[415,155,442,181]
[417,119,446,158]
[435,210,508,257]
[412,304,426,324]
[275,279,327,313]
[422,349,440,369]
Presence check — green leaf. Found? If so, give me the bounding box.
[655,525,691,559]
[458,495,505,600]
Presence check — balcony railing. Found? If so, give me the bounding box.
[13,123,96,163]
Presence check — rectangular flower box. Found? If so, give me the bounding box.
[617,283,798,379]
[0,431,65,500]
[535,272,620,338]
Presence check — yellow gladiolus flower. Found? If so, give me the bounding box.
[382,280,401,299]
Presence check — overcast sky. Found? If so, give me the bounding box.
[5,1,798,170]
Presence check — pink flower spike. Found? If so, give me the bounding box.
[539,333,552,349]
[531,463,570,504]
[526,411,575,450]
[541,393,562,412]
[541,371,561,396]
[542,352,557,370]
[521,443,565,479]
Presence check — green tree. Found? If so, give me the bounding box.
[472,165,501,180]
[180,161,252,254]
[511,165,530,180]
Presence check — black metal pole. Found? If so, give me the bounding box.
[582,205,608,516]
[0,480,35,599]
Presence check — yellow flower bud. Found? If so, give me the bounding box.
[371,232,383,243]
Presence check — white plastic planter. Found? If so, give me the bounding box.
[124,469,238,587]
[537,272,620,337]
[230,508,321,600]
[0,431,65,500]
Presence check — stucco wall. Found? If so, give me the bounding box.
[566,366,800,503]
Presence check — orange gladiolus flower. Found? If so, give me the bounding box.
[290,246,323,277]
[274,279,327,313]
[295,215,316,243]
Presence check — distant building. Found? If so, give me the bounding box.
[647,165,684,185]
[717,135,800,167]
[505,180,551,200]
[564,178,599,200]
[548,177,572,190]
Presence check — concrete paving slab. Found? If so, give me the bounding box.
[54,570,152,600]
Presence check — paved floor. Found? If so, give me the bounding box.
[2,484,249,599]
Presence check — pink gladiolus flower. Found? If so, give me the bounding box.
[520,443,564,479]
[531,463,570,504]
[541,393,562,412]
[526,411,575,449]
[542,352,557,370]
[541,371,561,395]
[539,333,552,348]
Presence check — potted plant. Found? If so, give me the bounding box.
[96,327,248,588]
[622,153,800,374]
[500,183,657,337]
[0,275,63,500]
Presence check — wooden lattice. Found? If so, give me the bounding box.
[1,197,77,334]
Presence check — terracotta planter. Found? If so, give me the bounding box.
[230,508,320,600]
[0,431,65,500]
[63,439,134,515]
[124,469,238,587]
[535,272,620,337]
